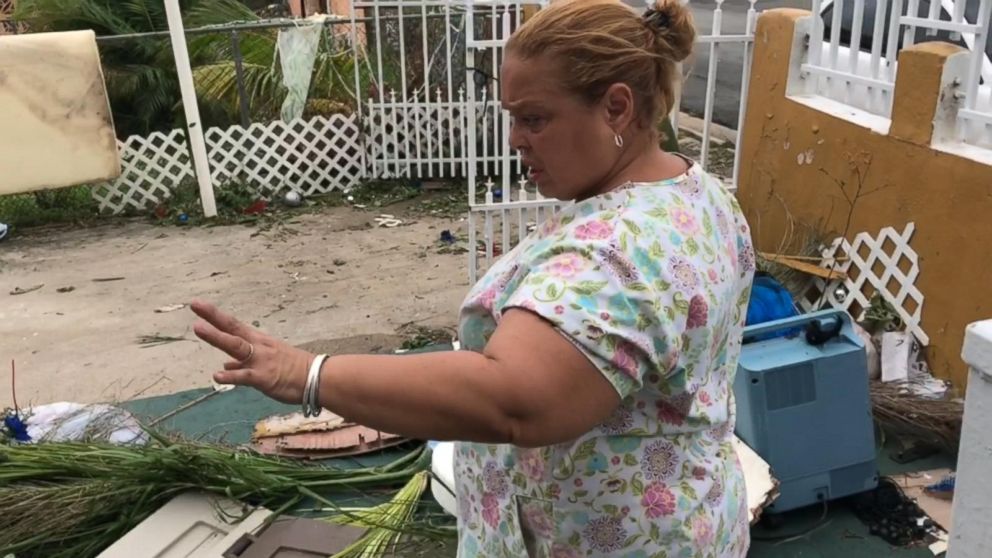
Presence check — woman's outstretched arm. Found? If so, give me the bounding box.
[192,300,620,447]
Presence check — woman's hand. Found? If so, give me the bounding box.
[190,299,314,404]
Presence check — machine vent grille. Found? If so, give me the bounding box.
[764,364,816,410]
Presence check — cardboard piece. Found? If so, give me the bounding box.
[0,30,120,194]
[252,411,406,459]
[891,468,955,532]
[733,436,780,525]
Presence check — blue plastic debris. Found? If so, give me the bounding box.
[925,474,956,499]
[745,273,801,341]
[3,413,31,442]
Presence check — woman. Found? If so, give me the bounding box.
[191,0,755,555]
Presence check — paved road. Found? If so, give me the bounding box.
[682,0,810,128]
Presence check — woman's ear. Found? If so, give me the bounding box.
[602,83,635,131]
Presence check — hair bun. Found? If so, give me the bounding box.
[643,6,671,31]
[643,0,695,63]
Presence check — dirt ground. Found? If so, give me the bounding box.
[0,204,471,406]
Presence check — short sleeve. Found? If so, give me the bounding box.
[500,240,679,399]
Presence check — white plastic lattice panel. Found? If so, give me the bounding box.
[799,223,928,345]
[206,114,364,198]
[90,129,193,214]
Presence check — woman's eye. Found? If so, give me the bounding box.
[516,116,544,130]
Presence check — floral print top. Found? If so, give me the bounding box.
[454,162,756,557]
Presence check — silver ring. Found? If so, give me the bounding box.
[241,342,255,364]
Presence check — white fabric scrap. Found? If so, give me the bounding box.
[24,401,147,445]
[277,16,326,122]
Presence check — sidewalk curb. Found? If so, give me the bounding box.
[675,112,738,146]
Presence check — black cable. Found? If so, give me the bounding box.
[752,499,830,542]
[851,477,935,547]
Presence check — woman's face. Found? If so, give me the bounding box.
[501,53,623,201]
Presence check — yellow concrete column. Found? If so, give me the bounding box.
[889,42,967,146]
[737,9,812,197]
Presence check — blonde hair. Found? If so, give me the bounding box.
[506,0,695,128]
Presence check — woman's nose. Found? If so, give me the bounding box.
[508,121,527,153]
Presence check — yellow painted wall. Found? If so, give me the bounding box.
[737,9,992,390]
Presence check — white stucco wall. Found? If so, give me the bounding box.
[948,320,992,558]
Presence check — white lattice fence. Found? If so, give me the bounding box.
[800,222,928,345]
[91,115,365,214]
[365,89,471,179]
[206,114,364,198]
[91,130,194,214]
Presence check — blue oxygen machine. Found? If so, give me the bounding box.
[734,309,879,513]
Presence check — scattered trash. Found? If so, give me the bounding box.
[440,230,455,244]
[177,212,189,224]
[758,251,847,280]
[923,473,955,501]
[929,533,949,556]
[283,190,303,207]
[136,334,186,347]
[852,476,944,548]
[878,330,948,398]
[3,412,30,442]
[92,277,125,282]
[889,469,955,534]
[374,214,403,227]
[56,286,76,293]
[734,436,780,525]
[476,243,503,257]
[10,284,43,295]
[154,304,186,313]
[252,410,406,459]
[22,402,146,445]
[242,199,269,216]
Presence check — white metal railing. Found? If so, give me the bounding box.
[799,0,992,149]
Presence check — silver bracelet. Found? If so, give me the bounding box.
[303,354,329,418]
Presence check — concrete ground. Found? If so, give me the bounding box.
[0,204,471,406]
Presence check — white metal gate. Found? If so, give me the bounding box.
[463,0,561,285]
[463,0,761,283]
